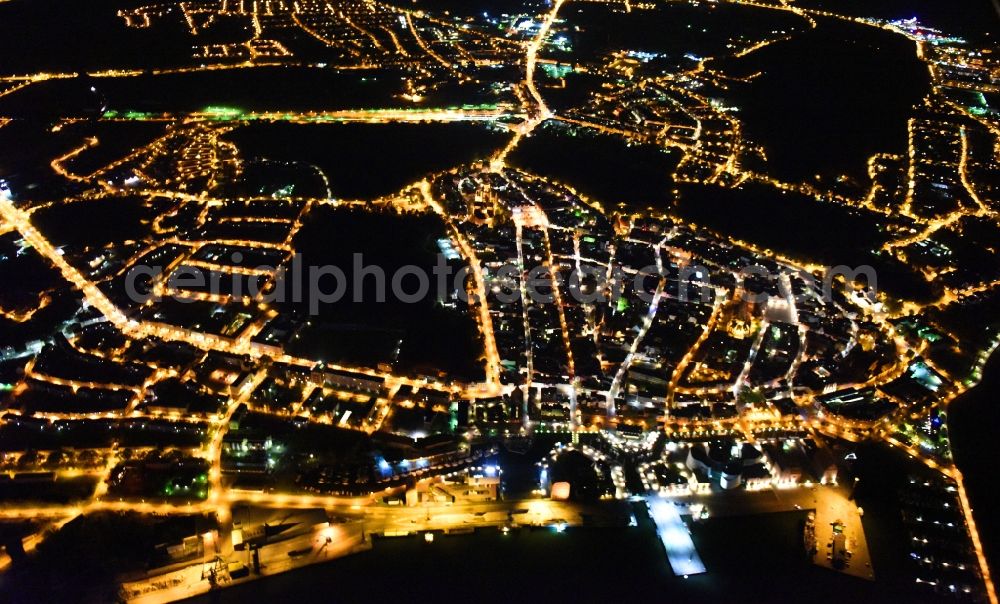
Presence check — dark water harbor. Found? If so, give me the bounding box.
[179,500,958,604]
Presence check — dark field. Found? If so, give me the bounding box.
[510,120,681,210]
[0,68,496,118]
[0,233,64,310]
[0,0,194,76]
[31,195,156,251]
[715,18,930,185]
[546,2,808,64]
[673,182,937,301]
[286,206,485,380]
[224,121,512,200]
